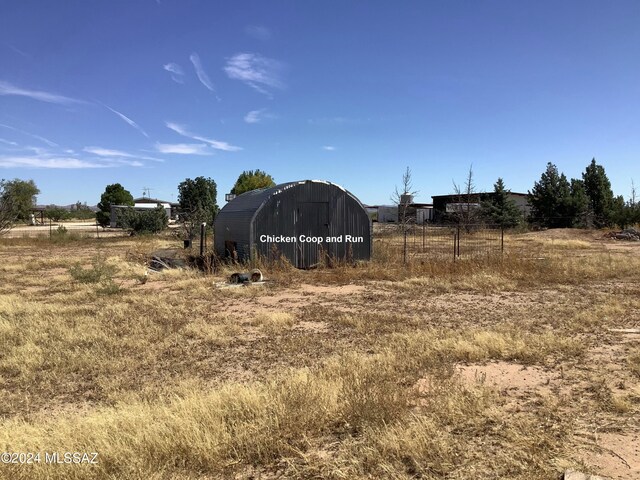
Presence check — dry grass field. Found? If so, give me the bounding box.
[0,228,639,479]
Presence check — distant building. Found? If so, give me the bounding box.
[377,205,399,223]
[373,203,434,224]
[431,192,529,222]
[364,206,379,222]
[133,197,179,218]
[415,205,434,224]
[110,197,179,227]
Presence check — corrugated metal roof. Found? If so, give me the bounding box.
[214,180,371,267]
[220,180,353,213]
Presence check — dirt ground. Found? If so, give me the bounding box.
[0,228,638,479]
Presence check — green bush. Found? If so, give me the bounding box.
[68,256,118,284]
[68,256,121,295]
[44,207,69,222]
[119,206,168,234]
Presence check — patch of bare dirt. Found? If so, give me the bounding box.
[577,432,640,480]
[456,361,555,393]
[294,321,330,333]
[234,283,365,313]
[520,228,603,240]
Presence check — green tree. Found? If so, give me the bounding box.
[582,158,615,228]
[611,181,640,229]
[44,205,69,222]
[177,176,218,239]
[527,163,572,228]
[480,178,522,228]
[231,170,275,195]
[97,183,134,227]
[0,178,40,222]
[69,201,95,220]
[568,179,590,228]
[119,206,168,234]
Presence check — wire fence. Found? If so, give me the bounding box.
[373,223,504,262]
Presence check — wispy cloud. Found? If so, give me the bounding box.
[0,140,155,169]
[23,146,48,155]
[307,116,377,127]
[84,146,163,162]
[0,138,18,146]
[154,142,212,155]
[224,53,284,96]
[0,123,58,147]
[7,44,31,58]
[244,109,265,124]
[103,104,149,138]
[244,25,271,41]
[0,80,83,105]
[165,122,242,151]
[323,145,336,151]
[84,147,131,157]
[163,62,185,84]
[189,53,215,92]
[0,156,107,169]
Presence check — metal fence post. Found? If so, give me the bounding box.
[403,228,407,265]
[453,231,457,262]
[200,222,206,256]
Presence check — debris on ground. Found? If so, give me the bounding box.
[564,469,609,480]
[604,228,640,241]
[608,328,640,334]
[229,269,264,284]
[147,249,187,272]
[216,269,267,288]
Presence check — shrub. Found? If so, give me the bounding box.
[69,256,117,283]
[68,256,122,295]
[119,206,168,234]
[44,207,69,222]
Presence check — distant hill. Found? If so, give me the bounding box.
[36,204,99,212]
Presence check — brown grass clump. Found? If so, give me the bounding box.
[0,228,638,479]
[250,311,296,333]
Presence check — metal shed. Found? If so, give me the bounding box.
[214,180,371,268]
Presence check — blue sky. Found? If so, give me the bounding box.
[1,0,639,206]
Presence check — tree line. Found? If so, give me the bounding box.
[2,160,638,236]
[95,169,275,235]
[0,170,275,236]
[528,159,638,229]
[438,158,638,229]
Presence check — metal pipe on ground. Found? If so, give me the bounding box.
[229,269,264,284]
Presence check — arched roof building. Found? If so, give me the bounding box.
[214,180,371,268]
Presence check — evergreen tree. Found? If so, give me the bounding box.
[177,176,218,239]
[97,183,134,227]
[231,170,275,195]
[568,179,590,227]
[527,163,572,228]
[480,178,522,228]
[582,158,615,228]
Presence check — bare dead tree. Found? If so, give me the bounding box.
[391,167,419,264]
[452,164,480,228]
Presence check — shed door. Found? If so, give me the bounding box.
[295,202,329,268]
